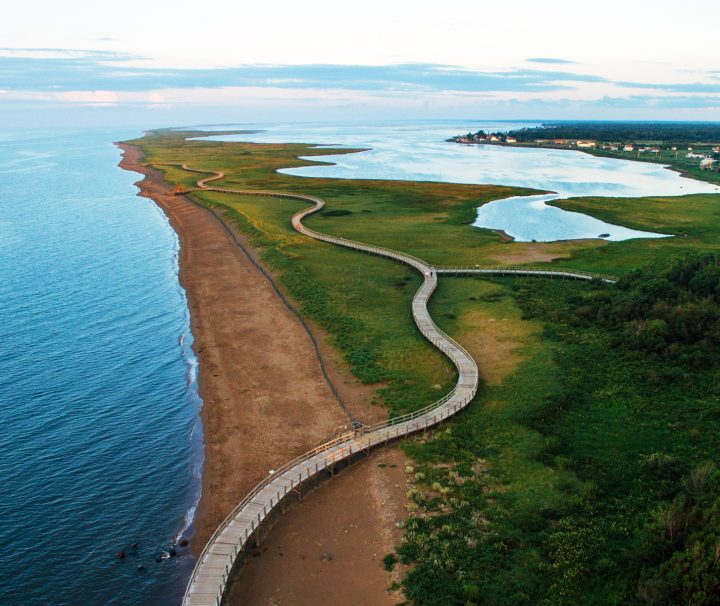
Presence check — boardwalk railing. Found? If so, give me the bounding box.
[436,265,617,284]
[175,165,614,606]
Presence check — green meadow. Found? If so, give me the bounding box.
[130,130,720,605]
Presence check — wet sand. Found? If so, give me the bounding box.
[225,446,408,606]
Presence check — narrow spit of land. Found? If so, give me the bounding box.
[127,130,720,606]
[118,144,382,553]
[173,163,612,606]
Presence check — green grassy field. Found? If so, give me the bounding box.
[129,129,720,605]
[398,275,720,605]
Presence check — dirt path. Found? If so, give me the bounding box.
[225,447,408,606]
[118,144,355,552]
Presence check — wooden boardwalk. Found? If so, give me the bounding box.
[178,166,615,605]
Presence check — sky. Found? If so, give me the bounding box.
[1,0,719,128]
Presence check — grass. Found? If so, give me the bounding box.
[397,277,720,605]
[547,193,720,275]
[128,129,720,605]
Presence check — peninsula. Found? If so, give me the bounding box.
[123,128,720,606]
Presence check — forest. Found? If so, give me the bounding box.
[502,122,720,145]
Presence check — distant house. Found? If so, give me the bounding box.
[649,148,660,154]
[623,145,634,152]
[489,135,500,142]
[700,158,717,170]
[671,146,678,151]
[687,152,706,159]
[506,137,517,143]
[713,146,720,153]
[576,140,596,148]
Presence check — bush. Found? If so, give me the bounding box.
[576,253,720,366]
[637,462,720,605]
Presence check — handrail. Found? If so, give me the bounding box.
[173,163,613,606]
[437,265,617,283]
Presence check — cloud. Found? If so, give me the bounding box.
[56,90,119,104]
[617,80,720,93]
[597,94,720,110]
[0,47,136,60]
[0,49,606,95]
[0,47,718,123]
[526,57,577,65]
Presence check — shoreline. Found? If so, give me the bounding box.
[451,139,720,185]
[117,143,358,555]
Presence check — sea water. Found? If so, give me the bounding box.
[0,129,201,605]
[199,121,719,242]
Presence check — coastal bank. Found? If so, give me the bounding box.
[121,128,720,605]
[119,143,355,550]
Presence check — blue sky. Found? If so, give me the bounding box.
[1,0,719,127]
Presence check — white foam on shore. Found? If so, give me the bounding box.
[156,203,205,544]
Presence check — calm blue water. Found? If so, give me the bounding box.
[0,129,201,605]
[199,121,719,242]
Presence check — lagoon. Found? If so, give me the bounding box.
[200,121,719,242]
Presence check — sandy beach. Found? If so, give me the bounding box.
[118,143,359,549]
[118,143,404,604]
[226,446,408,606]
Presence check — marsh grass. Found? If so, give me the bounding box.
[129,130,720,605]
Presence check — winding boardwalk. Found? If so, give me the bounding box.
[179,166,615,606]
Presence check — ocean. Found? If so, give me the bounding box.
[0,128,201,605]
[2,120,717,606]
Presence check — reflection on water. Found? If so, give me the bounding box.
[197,121,719,242]
[475,193,669,242]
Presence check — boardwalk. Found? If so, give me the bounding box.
[178,166,614,605]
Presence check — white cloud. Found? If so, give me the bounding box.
[56,90,119,104]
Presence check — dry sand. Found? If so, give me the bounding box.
[119,143,404,604]
[225,447,408,606]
